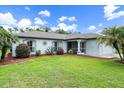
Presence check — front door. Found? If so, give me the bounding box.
[67,41,78,54]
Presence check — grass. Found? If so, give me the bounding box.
[0,55,124,88]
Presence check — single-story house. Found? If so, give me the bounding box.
[12,31,115,57]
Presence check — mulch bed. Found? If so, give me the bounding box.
[0,54,49,66]
[0,54,116,66]
[116,60,124,64]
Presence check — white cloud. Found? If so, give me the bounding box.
[38,10,50,17]
[59,16,77,22]
[57,23,77,31]
[51,26,59,31]
[104,5,124,21]
[96,29,102,34]
[59,16,68,22]
[30,25,41,29]
[25,6,30,11]
[88,25,96,31]
[98,23,103,27]
[0,12,17,26]
[17,18,32,29]
[68,16,77,22]
[34,17,47,26]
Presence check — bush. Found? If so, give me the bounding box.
[68,49,73,54]
[35,50,41,56]
[57,47,64,55]
[16,44,30,58]
[45,47,55,55]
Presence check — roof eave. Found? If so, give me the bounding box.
[18,36,66,40]
[17,36,97,40]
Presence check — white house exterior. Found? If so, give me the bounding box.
[12,31,115,57]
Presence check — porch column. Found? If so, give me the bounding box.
[77,40,81,53]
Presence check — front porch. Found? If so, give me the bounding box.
[67,40,86,54]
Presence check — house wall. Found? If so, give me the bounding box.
[12,38,67,57]
[36,39,67,54]
[85,39,115,56]
[36,39,53,54]
[12,38,115,57]
[85,40,100,56]
[99,44,115,56]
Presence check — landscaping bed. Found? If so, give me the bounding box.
[0,54,47,66]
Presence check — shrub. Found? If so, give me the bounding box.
[16,44,30,58]
[35,50,41,56]
[57,47,64,55]
[68,49,73,54]
[45,47,55,55]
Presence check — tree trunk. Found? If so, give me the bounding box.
[122,46,124,60]
[113,41,123,60]
[120,39,124,60]
[0,46,7,61]
[116,47,123,60]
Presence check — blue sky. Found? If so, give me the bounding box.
[0,5,124,33]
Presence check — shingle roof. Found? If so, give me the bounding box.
[83,33,100,39]
[65,33,86,39]
[16,31,100,40]
[16,31,67,40]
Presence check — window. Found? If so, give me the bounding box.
[43,41,47,45]
[80,42,86,53]
[53,41,58,51]
[27,40,35,52]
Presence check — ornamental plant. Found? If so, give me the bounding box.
[16,43,30,58]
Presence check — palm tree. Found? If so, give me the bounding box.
[116,26,124,58]
[97,26,123,60]
[0,27,18,61]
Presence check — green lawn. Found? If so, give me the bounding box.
[0,55,124,88]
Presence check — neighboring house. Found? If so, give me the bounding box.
[12,31,115,57]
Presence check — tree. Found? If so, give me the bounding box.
[25,26,50,32]
[55,29,66,34]
[36,28,41,31]
[55,29,71,34]
[25,27,34,32]
[13,27,19,33]
[8,28,14,33]
[20,28,25,32]
[97,26,124,60]
[44,27,51,32]
[116,26,124,58]
[0,27,18,61]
